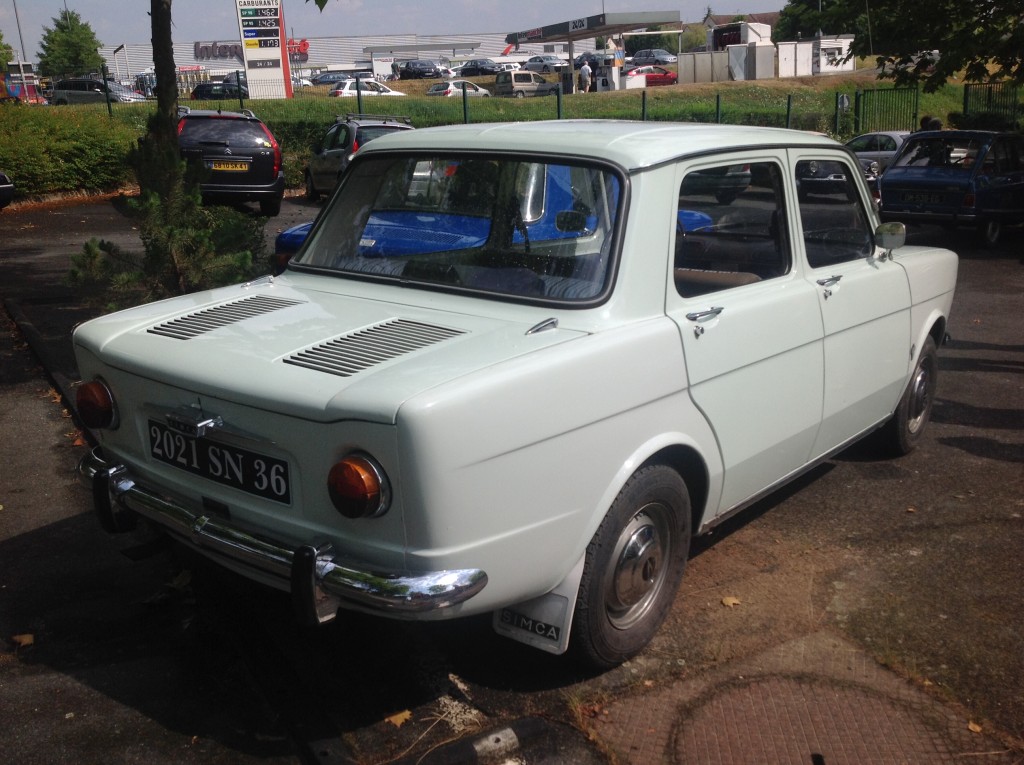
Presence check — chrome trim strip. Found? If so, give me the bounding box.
[79,448,487,621]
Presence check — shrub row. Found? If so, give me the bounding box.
[0,78,979,204]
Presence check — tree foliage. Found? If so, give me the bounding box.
[0,29,14,63]
[68,0,265,309]
[774,0,829,43]
[37,10,104,78]
[784,0,1023,92]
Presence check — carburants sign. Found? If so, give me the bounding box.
[194,41,245,62]
[287,38,309,63]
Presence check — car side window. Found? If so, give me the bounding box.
[795,159,873,269]
[675,161,790,298]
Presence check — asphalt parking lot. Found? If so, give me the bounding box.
[1,195,1021,764]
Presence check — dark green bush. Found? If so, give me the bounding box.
[0,104,139,197]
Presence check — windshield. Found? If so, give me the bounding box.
[293,154,623,303]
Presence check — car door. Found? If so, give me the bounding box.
[975,135,1024,221]
[788,150,911,459]
[310,124,348,191]
[668,157,825,517]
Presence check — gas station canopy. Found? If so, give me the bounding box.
[505,11,680,49]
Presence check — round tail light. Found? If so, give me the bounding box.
[76,379,118,430]
[327,454,391,519]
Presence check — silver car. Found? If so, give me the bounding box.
[845,130,911,174]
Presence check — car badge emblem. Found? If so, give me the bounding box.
[224,148,233,156]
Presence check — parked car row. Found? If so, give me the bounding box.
[842,128,1024,246]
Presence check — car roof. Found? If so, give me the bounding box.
[358,121,841,172]
[178,107,261,120]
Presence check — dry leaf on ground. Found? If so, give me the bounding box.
[386,710,413,728]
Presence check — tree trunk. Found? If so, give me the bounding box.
[150,0,178,142]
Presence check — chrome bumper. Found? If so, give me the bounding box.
[79,447,487,625]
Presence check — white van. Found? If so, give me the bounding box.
[494,70,559,98]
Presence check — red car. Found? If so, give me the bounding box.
[627,65,678,87]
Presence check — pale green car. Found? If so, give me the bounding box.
[75,121,957,669]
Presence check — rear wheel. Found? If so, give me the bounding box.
[514,90,525,98]
[260,195,282,217]
[572,465,691,669]
[304,171,319,201]
[978,220,1001,248]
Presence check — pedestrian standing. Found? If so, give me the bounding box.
[579,61,592,93]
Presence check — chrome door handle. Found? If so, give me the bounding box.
[685,306,725,321]
[685,306,724,338]
[816,275,841,300]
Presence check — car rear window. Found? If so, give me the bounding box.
[179,118,271,147]
[294,154,623,304]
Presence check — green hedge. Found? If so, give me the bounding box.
[0,104,142,198]
[0,80,974,204]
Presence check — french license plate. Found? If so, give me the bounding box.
[211,160,249,171]
[148,419,291,504]
[901,192,942,204]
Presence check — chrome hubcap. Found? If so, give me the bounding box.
[605,505,670,630]
[907,363,932,433]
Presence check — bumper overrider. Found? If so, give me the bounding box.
[78,447,488,625]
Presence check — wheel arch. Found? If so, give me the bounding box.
[639,444,711,538]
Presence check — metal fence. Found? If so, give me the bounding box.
[851,87,919,134]
[963,81,1020,123]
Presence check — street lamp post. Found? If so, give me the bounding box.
[10,0,30,101]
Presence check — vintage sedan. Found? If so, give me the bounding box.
[75,122,957,669]
[879,129,1024,247]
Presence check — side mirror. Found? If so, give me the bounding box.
[875,221,906,253]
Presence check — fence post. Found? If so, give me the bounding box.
[236,69,245,110]
[715,93,721,123]
[102,64,113,118]
[786,94,792,129]
[641,89,647,121]
[556,84,563,119]
[356,79,363,114]
[462,85,469,124]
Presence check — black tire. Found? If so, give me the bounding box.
[514,90,525,99]
[879,335,938,455]
[572,465,691,669]
[304,171,319,201]
[260,195,282,217]
[978,220,1001,248]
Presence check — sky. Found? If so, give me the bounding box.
[2,0,784,63]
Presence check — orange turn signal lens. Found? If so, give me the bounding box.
[76,379,118,430]
[327,454,390,519]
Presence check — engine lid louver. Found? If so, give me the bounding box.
[148,295,304,339]
[284,319,466,377]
